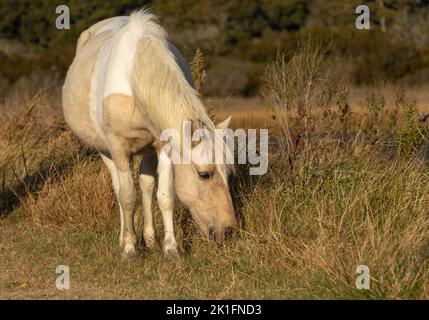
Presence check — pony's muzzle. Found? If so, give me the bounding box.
[211,225,237,242]
[208,226,216,239]
[223,226,235,241]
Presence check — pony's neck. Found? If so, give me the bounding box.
[130,13,214,136]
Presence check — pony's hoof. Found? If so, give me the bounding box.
[121,247,138,261]
[121,251,138,261]
[165,248,181,263]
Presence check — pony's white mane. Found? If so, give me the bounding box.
[129,10,215,134]
[127,11,233,174]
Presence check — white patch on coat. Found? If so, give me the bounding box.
[89,13,153,140]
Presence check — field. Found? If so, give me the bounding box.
[1,71,429,299]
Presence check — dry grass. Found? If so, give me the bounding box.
[1,73,429,299]
[22,160,116,232]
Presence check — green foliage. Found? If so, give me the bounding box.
[0,0,143,49]
[0,0,309,94]
[0,0,306,49]
[1,1,429,94]
[260,0,308,30]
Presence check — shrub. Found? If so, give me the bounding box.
[262,40,348,165]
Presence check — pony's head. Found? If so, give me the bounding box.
[172,116,237,241]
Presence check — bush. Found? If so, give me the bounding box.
[262,41,348,164]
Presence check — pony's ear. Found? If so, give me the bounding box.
[216,116,232,130]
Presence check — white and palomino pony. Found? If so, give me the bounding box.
[62,11,237,261]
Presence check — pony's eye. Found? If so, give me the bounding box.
[198,171,211,181]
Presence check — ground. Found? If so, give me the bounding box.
[1,77,429,299]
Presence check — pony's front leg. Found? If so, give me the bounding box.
[139,149,157,249]
[157,150,180,262]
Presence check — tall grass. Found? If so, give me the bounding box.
[1,70,429,298]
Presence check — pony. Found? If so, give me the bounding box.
[62,10,237,261]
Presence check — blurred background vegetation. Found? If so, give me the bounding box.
[0,0,429,96]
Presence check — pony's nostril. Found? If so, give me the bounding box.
[224,227,235,241]
[208,226,215,239]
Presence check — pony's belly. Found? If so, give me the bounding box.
[62,85,109,153]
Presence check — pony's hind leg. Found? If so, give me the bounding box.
[100,153,125,247]
[117,168,137,259]
[139,148,157,249]
[157,150,180,262]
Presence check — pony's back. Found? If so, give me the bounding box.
[63,10,214,152]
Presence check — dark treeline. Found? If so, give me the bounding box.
[0,0,428,95]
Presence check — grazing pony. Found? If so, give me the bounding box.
[62,11,237,261]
